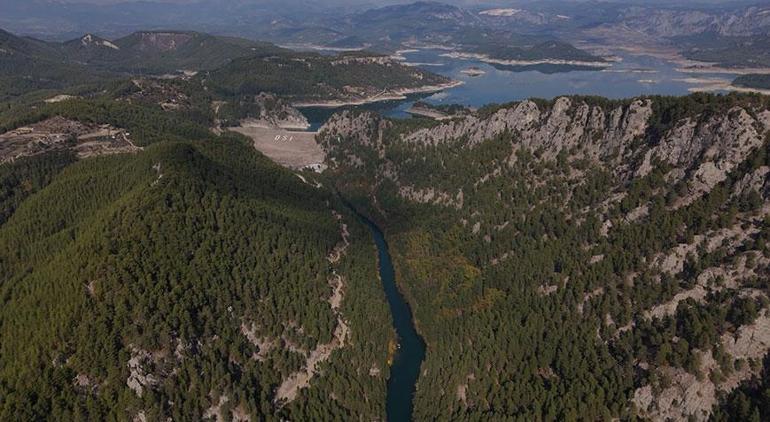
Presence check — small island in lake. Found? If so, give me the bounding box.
[406,101,473,120]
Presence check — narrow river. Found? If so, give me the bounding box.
[359,216,426,422]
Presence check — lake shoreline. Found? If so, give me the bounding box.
[292,81,464,109]
[676,66,770,75]
[440,51,612,68]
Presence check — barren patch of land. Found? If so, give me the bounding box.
[0,116,140,163]
[229,126,325,170]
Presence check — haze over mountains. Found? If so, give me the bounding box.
[4,0,769,71]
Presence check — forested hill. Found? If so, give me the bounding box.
[1,29,273,100]
[318,93,770,421]
[0,99,393,420]
[62,31,288,74]
[202,52,452,104]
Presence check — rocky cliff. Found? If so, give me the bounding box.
[240,93,310,130]
[320,95,770,212]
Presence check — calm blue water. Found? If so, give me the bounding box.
[301,48,741,128]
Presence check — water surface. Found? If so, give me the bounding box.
[358,214,425,422]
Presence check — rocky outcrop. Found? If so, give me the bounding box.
[634,310,770,421]
[320,110,389,150]
[239,93,310,130]
[633,352,719,422]
[126,346,161,397]
[321,97,654,170]
[396,97,653,163]
[402,100,541,146]
[733,165,770,198]
[320,96,770,215]
[642,108,770,207]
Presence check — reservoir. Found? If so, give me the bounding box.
[301,48,743,129]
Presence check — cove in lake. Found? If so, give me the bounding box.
[357,213,425,422]
[300,48,743,129]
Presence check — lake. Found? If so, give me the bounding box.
[301,48,743,129]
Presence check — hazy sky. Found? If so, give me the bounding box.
[24,0,759,5]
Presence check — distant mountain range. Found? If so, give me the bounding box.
[1,1,608,66]
[572,2,770,68]
[7,1,770,70]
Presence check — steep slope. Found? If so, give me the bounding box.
[318,93,770,420]
[0,100,392,420]
[0,29,103,99]
[612,5,770,39]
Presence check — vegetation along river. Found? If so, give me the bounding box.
[359,214,425,422]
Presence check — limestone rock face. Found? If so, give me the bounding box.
[321,110,389,149]
[238,93,310,130]
[321,98,656,162]
[321,97,769,186]
[647,108,770,206]
[733,166,770,198]
[126,347,160,397]
[319,96,770,216]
